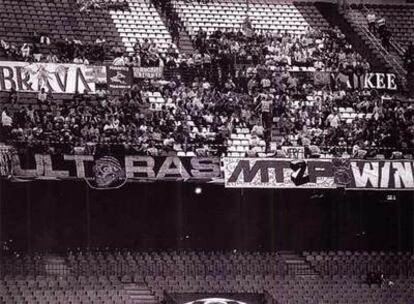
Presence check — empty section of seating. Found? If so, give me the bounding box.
[146,274,414,304]
[0,275,133,304]
[111,0,177,54]
[172,0,330,37]
[2,251,414,304]
[65,251,286,277]
[0,0,125,55]
[304,251,414,276]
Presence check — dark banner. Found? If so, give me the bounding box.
[10,154,221,188]
[224,158,414,189]
[166,293,264,304]
[3,152,414,189]
[107,65,132,90]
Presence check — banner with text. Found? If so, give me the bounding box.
[337,72,398,91]
[107,65,132,90]
[224,158,414,189]
[281,146,305,159]
[133,67,163,79]
[9,153,221,185]
[0,61,99,93]
[2,152,414,189]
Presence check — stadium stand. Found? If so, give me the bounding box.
[2,251,414,304]
[1,1,414,304]
[304,251,414,276]
[0,0,412,159]
[0,274,152,304]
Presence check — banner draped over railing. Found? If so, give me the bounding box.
[0,150,414,190]
[224,158,414,189]
[0,61,398,93]
[0,61,105,93]
[6,152,222,189]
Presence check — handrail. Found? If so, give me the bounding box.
[390,38,406,58]
[344,6,406,79]
[358,4,406,60]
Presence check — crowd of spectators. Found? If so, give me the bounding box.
[1,67,413,158]
[0,31,174,69]
[0,32,110,64]
[174,26,371,89]
[194,26,366,68]
[0,25,413,158]
[113,39,175,68]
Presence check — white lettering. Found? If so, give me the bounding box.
[387,74,397,90]
[125,156,155,178]
[380,161,390,188]
[392,162,414,188]
[157,156,190,179]
[64,155,94,178]
[364,73,376,89]
[351,162,379,188]
[42,155,69,178]
[376,73,386,89]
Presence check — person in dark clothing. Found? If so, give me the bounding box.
[170,21,181,48]
[380,27,391,50]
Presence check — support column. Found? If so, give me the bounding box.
[85,184,91,250]
[26,183,31,255]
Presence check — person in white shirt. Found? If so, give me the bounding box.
[326,110,340,129]
[73,57,83,64]
[1,108,12,140]
[1,109,12,126]
[113,56,126,66]
[37,88,48,103]
[40,34,51,45]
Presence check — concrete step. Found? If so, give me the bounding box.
[123,283,158,304]
[129,295,157,300]
[124,285,151,291]
[126,291,154,295]
[285,259,306,264]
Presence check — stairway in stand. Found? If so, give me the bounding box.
[44,255,71,276]
[177,28,195,56]
[279,251,319,276]
[314,2,383,70]
[124,283,158,304]
[342,7,407,89]
[151,0,195,56]
[314,2,407,90]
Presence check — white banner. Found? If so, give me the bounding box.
[0,61,100,93]
[281,146,305,159]
[224,158,336,188]
[133,67,163,79]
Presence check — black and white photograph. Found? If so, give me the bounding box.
[0,0,414,303]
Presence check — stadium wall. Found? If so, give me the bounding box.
[1,180,414,254]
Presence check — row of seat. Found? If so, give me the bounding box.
[304,251,414,276]
[173,0,329,37]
